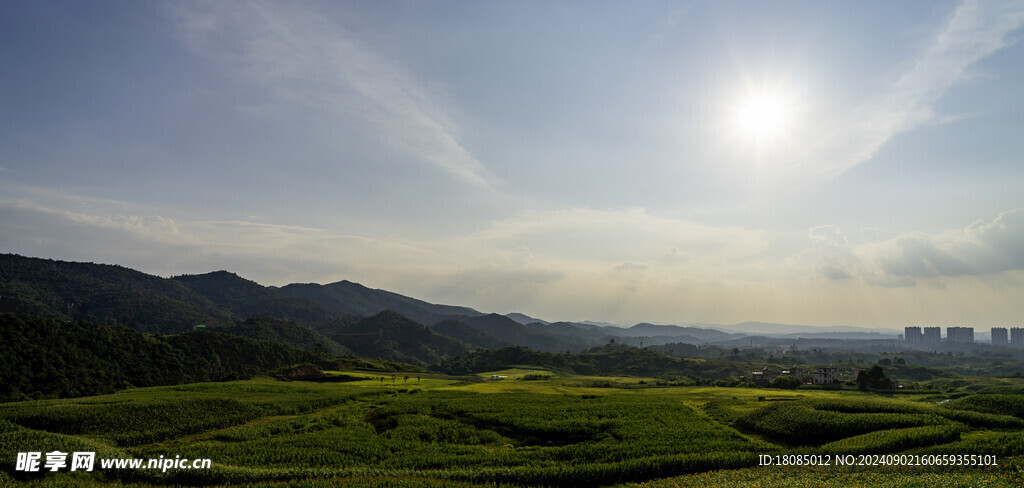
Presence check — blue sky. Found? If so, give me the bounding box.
[2,0,1024,328]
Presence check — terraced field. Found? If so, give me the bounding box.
[1,374,1022,487]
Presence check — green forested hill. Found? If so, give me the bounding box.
[213,315,353,356]
[0,255,478,371]
[172,271,353,329]
[432,319,511,349]
[0,314,319,401]
[0,254,664,371]
[321,310,473,367]
[277,280,482,325]
[461,313,575,352]
[0,254,233,333]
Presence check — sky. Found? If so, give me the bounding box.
[2,1,1024,329]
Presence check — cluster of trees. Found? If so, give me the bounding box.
[0,314,320,401]
[769,375,804,389]
[857,365,895,391]
[216,315,351,356]
[877,357,906,365]
[322,310,471,367]
[436,345,751,379]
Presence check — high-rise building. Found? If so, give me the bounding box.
[992,327,1009,346]
[1011,328,1024,347]
[923,327,941,345]
[947,327,974,343]
[904,326,923,344]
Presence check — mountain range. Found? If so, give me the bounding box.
[0,254,899,367]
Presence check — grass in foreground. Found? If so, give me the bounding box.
[1,372,1023,487]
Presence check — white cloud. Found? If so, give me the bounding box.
[800,209,1024,286]
[170,1,495,188]
[804,225,857,280]
[867,209,1024,278]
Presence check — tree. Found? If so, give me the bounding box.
[769,375,802,389]
[857,365,893,391]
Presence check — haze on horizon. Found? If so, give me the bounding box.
[2,1,1024,329]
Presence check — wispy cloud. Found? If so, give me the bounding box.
[0,194,439,286]
[7,189,1023,325]
[773,0,1024,185]
[170,1,495,188]
[613,261,649,271]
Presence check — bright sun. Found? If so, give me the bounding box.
[734,94,792,141]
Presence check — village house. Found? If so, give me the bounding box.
[750,366,774,385]
[811,364,838,384]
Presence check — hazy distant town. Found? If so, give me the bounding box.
[902,326,1023,346]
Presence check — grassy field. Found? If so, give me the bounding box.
[1,372,1023,487]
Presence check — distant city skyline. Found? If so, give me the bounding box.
[3,1,1024,327]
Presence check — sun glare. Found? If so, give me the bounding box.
[734,93,792,141]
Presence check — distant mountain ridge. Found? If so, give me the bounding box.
[710,321,899,336]
[320,310,472,367]
[432,319,511,349]
[623,323,743,342]
[2,254,905,366]
[276,280,483,325]
[173,271,350,329]
[505,312,549,325]
[459,314,577,353]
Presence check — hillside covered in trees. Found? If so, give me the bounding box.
[4,254,1022,403]
[0,314,319,401]
[0,254,234,333]
[436,345,753,380]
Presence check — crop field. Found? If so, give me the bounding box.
[1,374,1023,487]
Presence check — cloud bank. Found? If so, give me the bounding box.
[4,188,1023,326]
[803,209,1024,286]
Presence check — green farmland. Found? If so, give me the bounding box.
[2,373,1023,487]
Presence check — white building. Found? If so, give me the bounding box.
[811,364,838,385]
